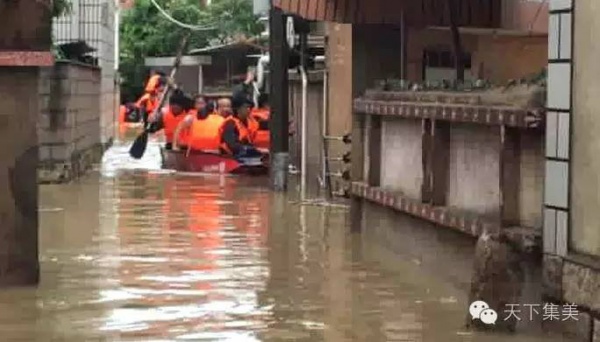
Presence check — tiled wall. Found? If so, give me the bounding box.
[544,0,572,257]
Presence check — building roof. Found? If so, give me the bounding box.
[188,41,264,56]
[272,0,502,28]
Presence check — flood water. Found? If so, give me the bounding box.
[0,137,572,341]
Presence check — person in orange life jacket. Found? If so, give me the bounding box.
[187,94,203,117]
[248,93,270,150]
[219,96,261,157]
[118,102,139,124]
[216,97,232,118]
[144,70,165,94]
[146,89,193,150]
[135,76,167,122]
[172,95,223,152]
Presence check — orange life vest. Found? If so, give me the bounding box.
[251,108,270,121]
[135,93,158,114]
[162,107,189,145]
[218,116,250,155]
[247,111,270,150]
[189,113,225,152]
[118,105,127,124]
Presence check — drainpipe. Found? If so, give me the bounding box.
[300,65,308,201]
[400,10,407,80]
[321,57,330,197]
[300,33,308,201]
[114,6,120,71]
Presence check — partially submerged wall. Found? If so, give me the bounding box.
[38,61,104,183]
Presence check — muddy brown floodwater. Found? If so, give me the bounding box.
[0,140,573,341]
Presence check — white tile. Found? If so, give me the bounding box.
[549,14,560,59]
[557,113,570,159]
[545,160,569,208]
[556,210,569,256]
[559,13,572,59]
[547,63,571,110]
[546,111,558,158]
[543,208,557,254]
[550,0,572,11]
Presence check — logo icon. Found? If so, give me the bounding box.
[469,300,497,325]
[479,308,498,325]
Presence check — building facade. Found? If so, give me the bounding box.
[53,0,119,146]
[271,0,600,340]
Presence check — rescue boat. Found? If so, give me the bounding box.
[160,148,268,175]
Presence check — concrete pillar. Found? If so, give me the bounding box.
[269,7,290,191]
[0,68,40,286]
[0,0,52,286]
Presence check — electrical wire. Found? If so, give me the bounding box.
[528,0,548,33]
[148,0,217,31]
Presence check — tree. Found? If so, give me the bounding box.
[52,0,72,18]
[119,0,262,102]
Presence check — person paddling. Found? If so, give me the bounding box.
[144,70,165,94]
[135,76,167,123]
[146,89,193,150]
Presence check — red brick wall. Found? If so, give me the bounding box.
[406,28,547,83]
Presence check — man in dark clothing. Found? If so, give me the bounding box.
[220,96,261,157]
[232,69,255,104]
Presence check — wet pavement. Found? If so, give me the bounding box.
[0,138,573,341]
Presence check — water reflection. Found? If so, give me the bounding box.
[0,142,574,341]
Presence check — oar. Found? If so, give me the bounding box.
[129,32,191,159]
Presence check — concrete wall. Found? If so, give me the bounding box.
[378,120,544,227]
[326,23,353,159]
[289,72,325,195]
[38,62,104,183]
[447,125,501,219]
[150,65,201,96]
[501,0,549,34]
[0,68,40,286]
[380,119,423,199]
[570,1,600,257]
[542,2,600,340]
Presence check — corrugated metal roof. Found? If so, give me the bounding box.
[188,41,263,55]
[273,0,502,28]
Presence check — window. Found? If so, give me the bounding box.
[422,47,473,82]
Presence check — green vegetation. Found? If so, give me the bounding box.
[119,0,263,102]
[51,0,72,60]
[52,0,72,18]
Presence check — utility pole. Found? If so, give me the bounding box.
[0,1,53,286]
[269,6,290,191]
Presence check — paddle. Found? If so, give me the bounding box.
[129,32,191,159]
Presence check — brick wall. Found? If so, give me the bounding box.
[406,28,547,83]
[38,61,104,183]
